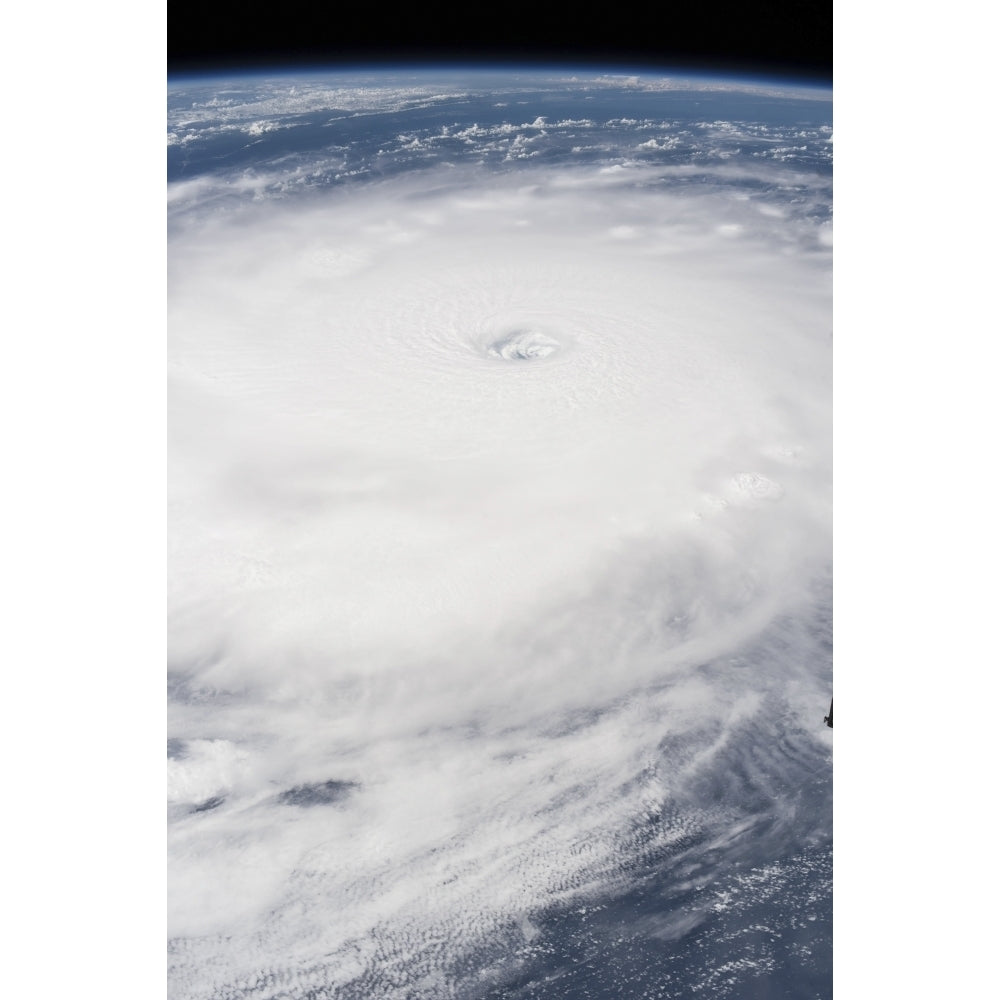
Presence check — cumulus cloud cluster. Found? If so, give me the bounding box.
[168,76,831,999]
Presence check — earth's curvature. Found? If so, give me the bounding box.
[168,68,832,1000]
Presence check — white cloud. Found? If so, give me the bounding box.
[169,124,830,996]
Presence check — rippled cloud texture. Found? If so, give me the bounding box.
[168,71,832,999]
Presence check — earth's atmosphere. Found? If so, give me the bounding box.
[168,68,832,1000]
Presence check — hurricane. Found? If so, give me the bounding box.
[168,69,832,999]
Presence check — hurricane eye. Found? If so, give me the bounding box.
[486,330,561,361]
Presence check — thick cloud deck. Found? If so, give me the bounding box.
[168,70,832,1000]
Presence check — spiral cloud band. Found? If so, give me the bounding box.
[168,72,832,999]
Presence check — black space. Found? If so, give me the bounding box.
[168,1,831,83]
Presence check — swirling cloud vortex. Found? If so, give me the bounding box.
[168,73,832,1000]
